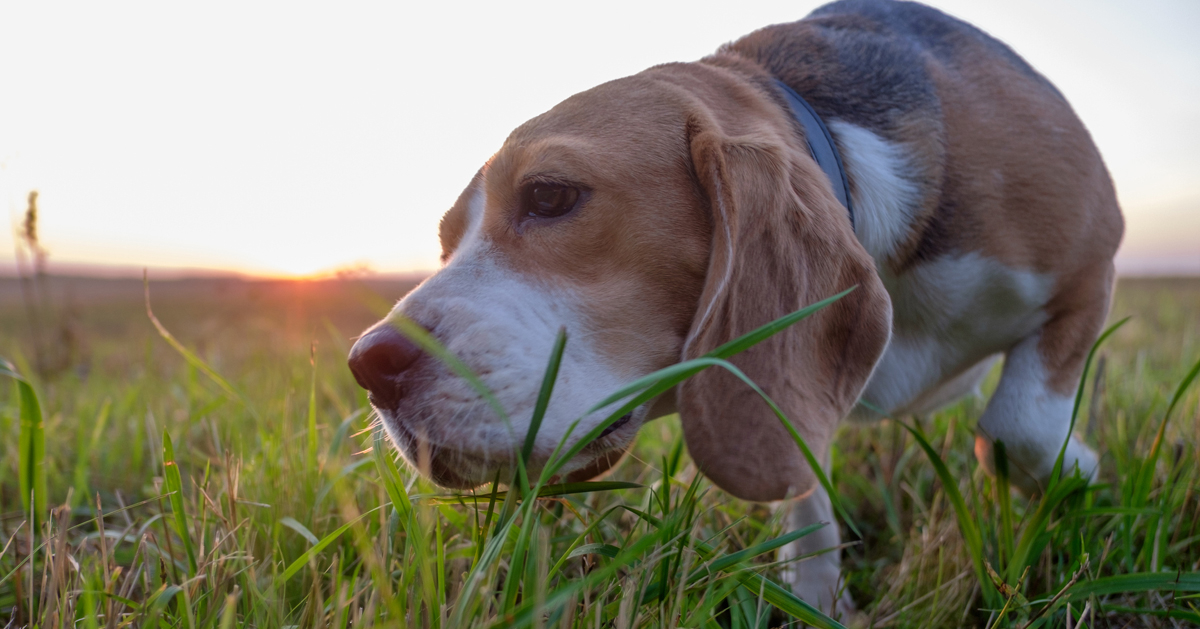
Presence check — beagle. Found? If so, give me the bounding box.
[348,0,1123,612]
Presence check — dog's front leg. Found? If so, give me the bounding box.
[775,482,853,616]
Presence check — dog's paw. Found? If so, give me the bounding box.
[976,433,1100,496]
[780,557,855,622]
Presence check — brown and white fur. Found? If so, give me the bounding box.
[348,0,1123,613]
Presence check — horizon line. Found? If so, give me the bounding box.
[2,258,1199,281]
[0,260,437,282]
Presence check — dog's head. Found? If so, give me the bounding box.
[348,60,891,501]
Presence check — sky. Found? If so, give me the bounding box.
[1,0,1198,278]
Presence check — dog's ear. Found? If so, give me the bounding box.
[679,121,892,502]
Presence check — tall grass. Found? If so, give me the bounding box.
[0,276,1198,627]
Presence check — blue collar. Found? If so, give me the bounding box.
[772,79,855,230]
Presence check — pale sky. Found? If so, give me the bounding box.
[1,0,1198,278]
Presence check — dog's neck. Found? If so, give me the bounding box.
[772,78,855,230]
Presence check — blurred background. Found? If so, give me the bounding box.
[3,7,1198,627]
[2,0,1198,279]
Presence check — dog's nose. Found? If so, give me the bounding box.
[348,324,423,408]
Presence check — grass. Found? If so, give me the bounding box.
[0,274,1198,628]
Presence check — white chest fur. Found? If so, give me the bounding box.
[860,253,1054,417]
[831,121,1056,418]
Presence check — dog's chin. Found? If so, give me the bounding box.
[378,408,644,490]
[378,416,485,488]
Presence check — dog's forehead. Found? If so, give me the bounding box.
[523,74,691,135]
[489,76,693,180]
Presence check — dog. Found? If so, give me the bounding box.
[348,0,1123,612]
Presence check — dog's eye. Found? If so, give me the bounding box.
[524,183,580,219]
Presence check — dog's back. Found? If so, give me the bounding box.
[724,0,1123,276]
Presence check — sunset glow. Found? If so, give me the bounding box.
[2,0,1197,278]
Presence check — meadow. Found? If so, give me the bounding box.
[0,273,1198,628]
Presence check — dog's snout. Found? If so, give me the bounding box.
[348,324,423,407]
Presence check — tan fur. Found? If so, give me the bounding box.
[919,39,1123,273]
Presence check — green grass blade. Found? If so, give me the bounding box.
[1135,354,1200,505]
[307,343,320,472]
[1007,475,1089,584]
[565,542,621,559]
[994,440,1014,562]
[476,474,501,564]
[546,358,761,482]
[1159,352,1200,429]
[640,522,827,603]
[728,364,860,537]
[546,505,624,581]
[1065,571,1200,601]
[72,398,111,509]
[1064,506,1158,518]
[731,573,845,629]
[1049,317,1129,489]
[706,288,854,359]
[619,502,845,628]
[678,527,848,629]
[681,578,746,628]
[1099,605,1200,624]
[583,358,723,416]
[145,584,185,619]
[278,507,380,584]
[372,433,438,623]
[523,328,567,465]
[704,522,826,576]
[546,353,859,550]
[279,517,319,546]
[584,290,851,415]
[896,418,997,605]
[451,516,518,628]
[545,292,857,531]
[418,481,642,505]
[80,569,101,629]
[218,592,240,629]
[2,360,47,529]
[485,523,670,629]
[386,315,509,423]
[373,432,414,520]
[435,515,446,618]
[162,431,198,576]
[500,511,534,612]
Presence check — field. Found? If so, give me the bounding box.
[1,273,1198,628]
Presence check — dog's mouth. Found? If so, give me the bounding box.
[378,404,642,489]
[598,412,633,439]
[383,418,480,488]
